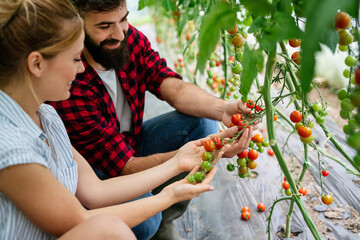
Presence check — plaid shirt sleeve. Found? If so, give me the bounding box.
[128,25,182,100]
[49,72,135,178]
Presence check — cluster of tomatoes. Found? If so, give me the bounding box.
[187,139,217,183]
[333,12,360,167]
[282,177,307,197]
[289,110,316,144]
[225,112,276,178]
[240,203,266,221]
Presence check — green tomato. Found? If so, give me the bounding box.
[312,103,322,112]
[209,60,216,68]
[258,147,265,153]
[320,109,328,117]
[187,174,195,183]
[262,140,269,147]
[348,118,358,129]
[227,163,236,172]
[316,116,325,124]
[340,110,350,119]
[237,158,247,166]
[337,88,348,100]
[194,171,206,182]
[343,69,351,78]
[207,70,214,78]
[233,94,239,99]
[241,95,248,103]
[249,141,255,148]
[347,132,360,150]
[300,135,314,144]
[354,112,360,125]
[238,165,249,174]
[285,188,292,196]
[341,99,355,112]
[354,153,360,166]
[343,124,354,135]
[345,56,357,67]
[231,62,243,74]
[308,122,315,128]
[200,161,213,173]
[256,142,262,148]
[238,172,247,178]
[349,88,360,108]
[339,45,349,52]
[206,78,213,86]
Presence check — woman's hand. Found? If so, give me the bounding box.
[160,166,217,203]
[173,137,228,172]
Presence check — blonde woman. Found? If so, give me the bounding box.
[0,0,242,239]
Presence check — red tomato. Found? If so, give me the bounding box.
[298,187,307,196]
[290,110,303,123]
[273,114,278,121]
[322,170,329,177]
[242,206,250,213]
[237,149,248,159]
[289,38,301,48]
[253,134,264,143]
[237,120,248,131]
[241,211,251,220]
[255,105,262,112]
[213,137,223,150]
[321,195,333,205]
[231,114,242,125]
[248,149,259,160]
[282,181,290,190]
[335,11,351,29]
[231,33,244,47]
[204,139,215,152]
[355,66,360,86]
[257,203,266,212]
[268,148,274,156]
[291,51,301,65]
[246,100,255,109]
[298,126,312,138]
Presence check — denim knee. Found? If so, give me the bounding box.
[131,211,162,240]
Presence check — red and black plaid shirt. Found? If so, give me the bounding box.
[49,24,181,178]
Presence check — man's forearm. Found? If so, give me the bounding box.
[120,150,177,175]
[161,78,227,121]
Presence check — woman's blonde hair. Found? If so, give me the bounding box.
[0,0,83,89]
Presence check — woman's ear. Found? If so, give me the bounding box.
[27,51,45,78]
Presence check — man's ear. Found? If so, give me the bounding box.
[27,51,45,78]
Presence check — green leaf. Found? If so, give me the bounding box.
[271,12,303,40]
[320,28,339,53]
[177,14,188,37]
[161,0,176,11]
[339,0,359,18]
[138,0,155,10]
[239,44,263,96]
[196,2,237,73]
[248,16,266,33]
[300,0,338,94]
[240,0,272,17]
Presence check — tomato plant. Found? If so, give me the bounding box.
[147,0,360,238]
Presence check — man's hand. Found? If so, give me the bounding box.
[208,126,253,158]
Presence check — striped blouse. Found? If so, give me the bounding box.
[0,90,78,239]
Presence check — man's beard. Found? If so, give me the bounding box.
[84,31,129,70]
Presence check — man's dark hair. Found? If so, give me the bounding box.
[72,0,126,16]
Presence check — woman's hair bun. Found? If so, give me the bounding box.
[0,0,25,30]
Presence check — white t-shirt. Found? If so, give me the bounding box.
[97,70,132,133]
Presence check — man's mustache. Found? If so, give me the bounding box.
[100,38,120,46]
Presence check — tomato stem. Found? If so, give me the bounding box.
[221,30,229,100]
